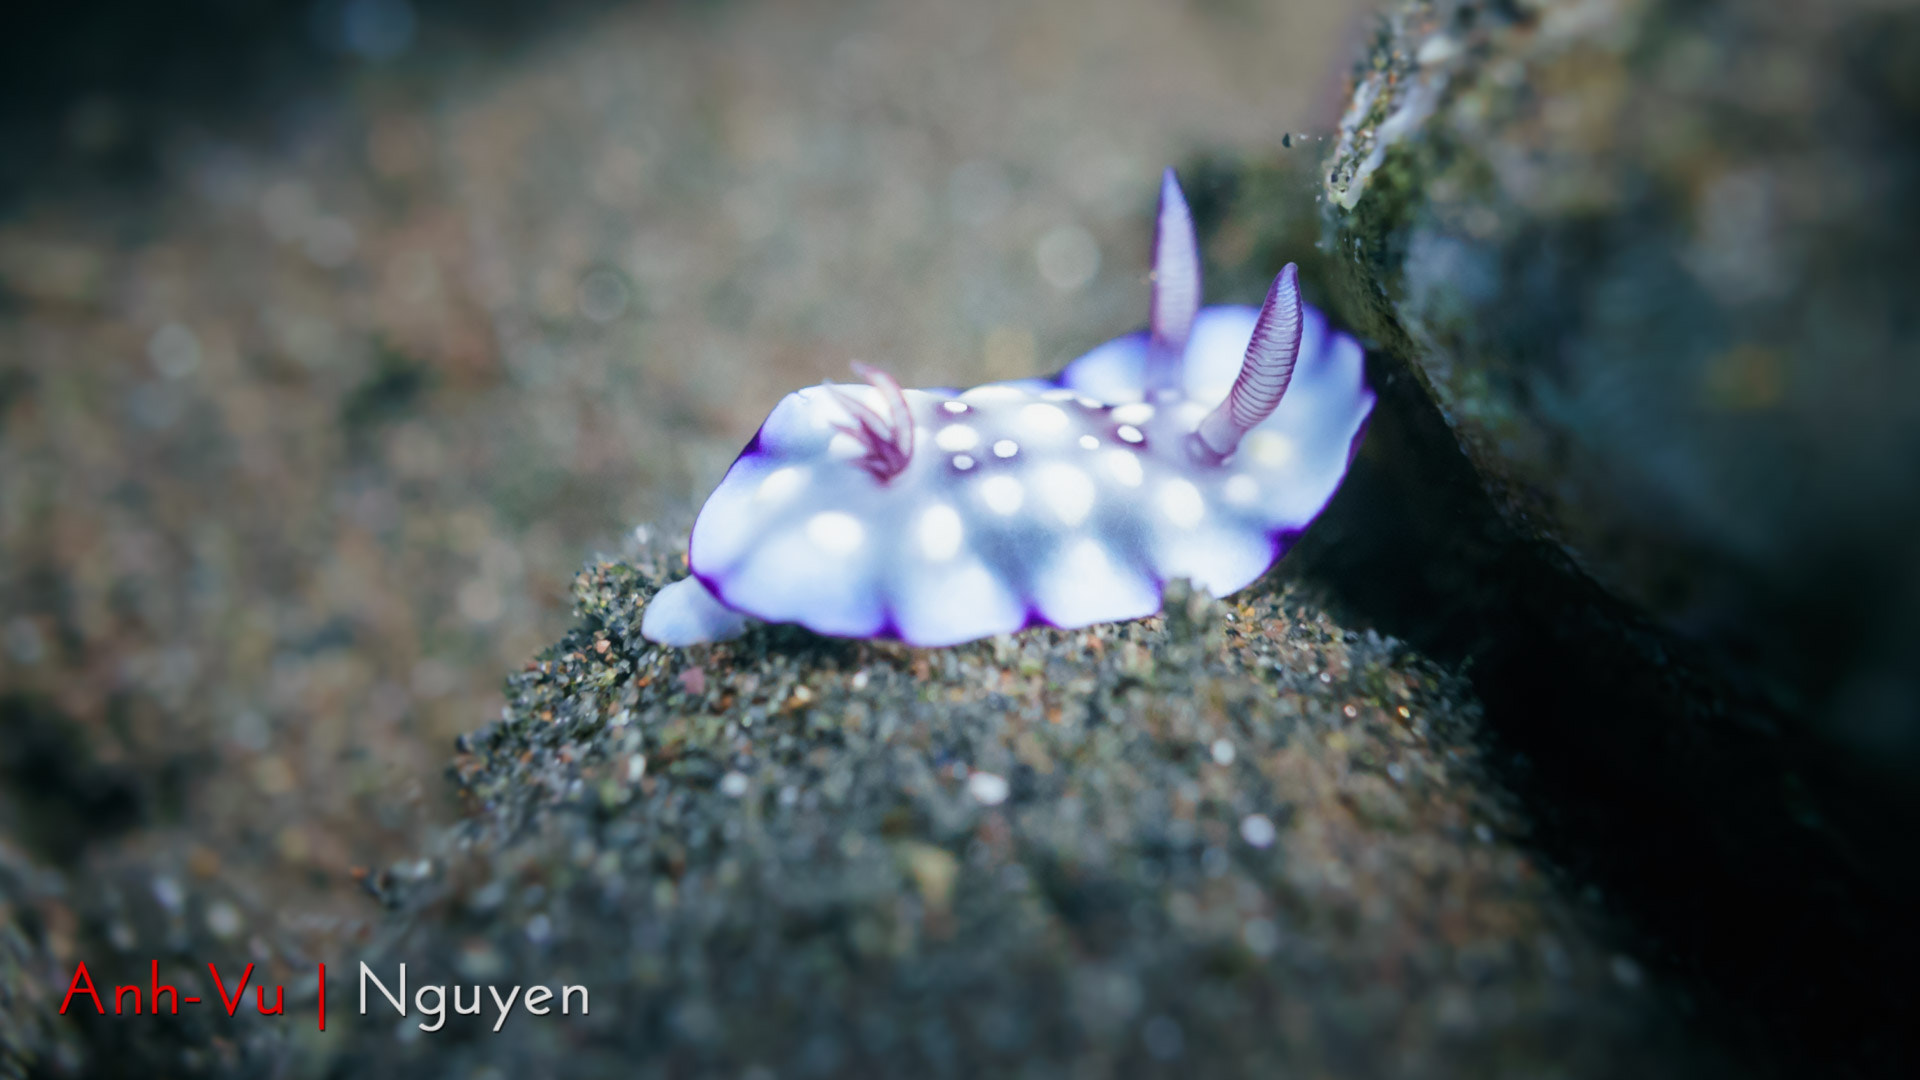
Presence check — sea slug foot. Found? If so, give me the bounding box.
[641,576,752,645]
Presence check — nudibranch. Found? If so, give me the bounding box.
[642,169,1374,648]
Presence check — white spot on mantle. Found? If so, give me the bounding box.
[1018,402,1071,435]
[1034,464,1096,526]
[978,475,1025,515]
[1157,478,1205,528]
[935,424,980,451]
[917,504,964,561]
[1103,450,1143,488]
[756,466,809,504]
[805,511,865,554]
[1245,432,1293,468]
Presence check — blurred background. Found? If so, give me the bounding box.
[0,0,1361,1012]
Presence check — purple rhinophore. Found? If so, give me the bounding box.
[1193,264,1304,463]
[641,169,1375,648]
[1147,167,1201,394]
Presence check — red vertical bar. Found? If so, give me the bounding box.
[317,963,326,1031]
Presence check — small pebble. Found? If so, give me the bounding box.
[967,771,1010,806]
[1242,918,1280,956]
[526,913,553,945]
[1240,814,1277,849]
[1142,1015,1184,1061]
[205,901,243,940]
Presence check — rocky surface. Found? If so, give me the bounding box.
[329,550,1712,1078]
[1300,0,1920,1074]
[1320,0,1920,782]
[0,844,74,1078]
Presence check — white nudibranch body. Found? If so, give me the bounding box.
[641,169,1375,648]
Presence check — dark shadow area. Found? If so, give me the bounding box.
[1287,348,1920,1079]
[0,0,625,205]
[1181,149,1920,1078]
[0,695,148,865]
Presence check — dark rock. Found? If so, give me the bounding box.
[1321,0,1920,784]
[1299,1,1920,1074]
